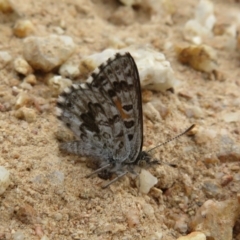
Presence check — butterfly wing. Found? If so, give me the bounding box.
[56,52,143,164]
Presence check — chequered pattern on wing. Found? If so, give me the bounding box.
[56,52,143,163]
[87,52,143,163]
[57,84,121,160]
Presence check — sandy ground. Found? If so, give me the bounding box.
[0,0,240,239]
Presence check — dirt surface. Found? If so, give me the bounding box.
[0,0,240,239]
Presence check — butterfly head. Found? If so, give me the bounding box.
[136,151,159,168]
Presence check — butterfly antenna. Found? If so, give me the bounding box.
[147,124,195,154]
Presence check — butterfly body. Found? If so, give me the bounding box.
[56,52,147,186]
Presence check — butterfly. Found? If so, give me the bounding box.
[56,52,194,188]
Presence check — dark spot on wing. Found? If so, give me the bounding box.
[116,130,124,138]
[66,102,72,108]
[107,68,113,75]
[123,104,133,112]
[124,120,134,129]
[109,115,120,124]
[113,81,120,92]
[88,102,104,115]
[118,141,124,149]
[80,112,100,133]
[56,101,64,108]
[120,81,128,91]
[128,134,133,141]
[108,89,116,98]
[80,133,88,141]
[126,69,132,77]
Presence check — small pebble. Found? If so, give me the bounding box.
[0,166,10,195]
[14,92,32,109]
[217,147,240,163]
[0,51,12,67]
[136,169,158,194]
[47,75,72,97]
[177,231,206,240]
[53,212,63,221]
[23,35,76,72]
[15,203,37,224]
[142,90,153,103]
[48,170,64,185]
[13,19,35,38]
[143,102,161,122]
[40,236,49,240]
[222,112,240,123]
[108,36,126,49]
[14,107,36,123]
[59,61,80,79]
[174,214,189,234]
[24,74,37,85]
[141,203,155,218]
[125,209,140,228]
[176,44,217,73]
[13,57,33,75]
[185,106,204,118]
[19,81,32,90]
[190,198,240,240]
[220,175,233,187]
[0,0,13,13]
[183,0,215,44]
[202,180,222,198]
[109,6,135,26]
[12,231,25,240]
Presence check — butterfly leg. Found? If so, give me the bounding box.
[101,171,128,189]
[86,163,111,178]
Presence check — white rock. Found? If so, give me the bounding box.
[183,0,216,43]
[79,48,117,74]
[80,47,177,92]
[0,166,10,195]
[183,20,210,44]
[195,0,215,30]
[23,35,76,72]
[137,169,158,194]
[130,47,177,91]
